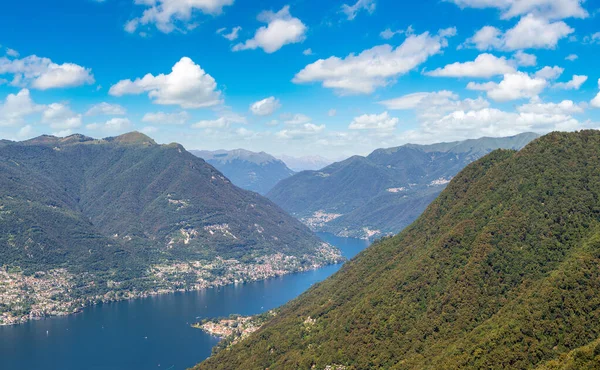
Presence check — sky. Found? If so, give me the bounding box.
[0,0,599,158]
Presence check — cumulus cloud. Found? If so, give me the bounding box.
[233,6,307,53]
[467,72,547,101]
[85,102,127,116]
[341,0,376,20]
[349,111,398,131]
[426,53,516,78]
[565,54,578,61]
[592,79,600,108]
[86,117,132,132]
[463,15,573,51]
[0,55,95,90]
[42,103,83,129]
[217,26,241,41]
[142,111,189,124]
[276,123,325,139]
[553,75,587,90]
[517,99,584,114]
[447,0,588,20]
[534,65,564,80]
[109,57,222,109]
[6,48,19,58]
[125,0,234,34]
[293,29,455,94]
[250,96,281,116]
[303,48,314,56]
[191,112,246,129]
[380,90,489,112]
[0,89,44,127]
[284,113,312,125]
[513,50,537,66]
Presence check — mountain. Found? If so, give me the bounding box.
[190,149,294,195]
[278,155,333,172]
[196,130,600,369]
[268,133,538,239]
[0,132,341,325]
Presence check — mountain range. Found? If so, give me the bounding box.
[190,149,295,195]
[277,155,333,172]
[0,132,340,325]
[196,130,600,369]
[267,133,539,239]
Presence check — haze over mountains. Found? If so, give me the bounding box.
[268,133,539,239]
[197,130,600,370]
[277,155,333,172]
[0,132,340,325]
[191,149,295,195]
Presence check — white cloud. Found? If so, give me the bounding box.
[447,0,588,20]
[0,55,95,90]
[380,90,489,112]
[293,29,455,94]
[565,54,578,61]
[380,28,403,40]
[513,50,537,66]
[426,53,516,78]
[42,103,83,129]
[284,113,312,125]
[467,72,547,101]
[17,125,34,138]
[109,57,222,109]
[6,48,19,58]
[0,89,43,127]
[553,75,587,90]
[534,65,564,80]
[141,126,158,134]
[217,26,241,41]
[592,79,600,108]
[276,123,325,139]
[303,48,314,56]
[517,99,584,114]
[86,117,132,132]
[583,32,600,44]
[233,6,307,54]
[125,0,234,34]
[328,109,337,117]
[191,112,245,129]
[250,96,281,116]
[463,15,573,51]
[341,0,376,20]
[349,112,398,131]
[142,111,189,124]
[85,102,127,116]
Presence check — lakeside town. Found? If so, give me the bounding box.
[0,243,343,326]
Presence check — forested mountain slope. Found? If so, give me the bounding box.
[0,132,340,325]
[268,133,538,239]
[197,130,600,369]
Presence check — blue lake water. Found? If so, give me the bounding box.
[0,233,369,370]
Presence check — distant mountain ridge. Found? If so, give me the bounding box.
[277,155,333,172]
[0,132,341,325]
[268,133,539,239]
[197,130,600,370]
[191,149,295,195]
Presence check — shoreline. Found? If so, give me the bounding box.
[0,256,344,327]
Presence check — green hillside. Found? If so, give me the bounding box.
[196,130,600,369]
[267,133,538,239]
[0,133,340,325]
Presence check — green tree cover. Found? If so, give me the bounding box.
[196,130,600,369]
[0,132,331,298]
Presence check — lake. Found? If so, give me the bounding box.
[0,233,370,370]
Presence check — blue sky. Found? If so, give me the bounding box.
[0,0,599,157]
